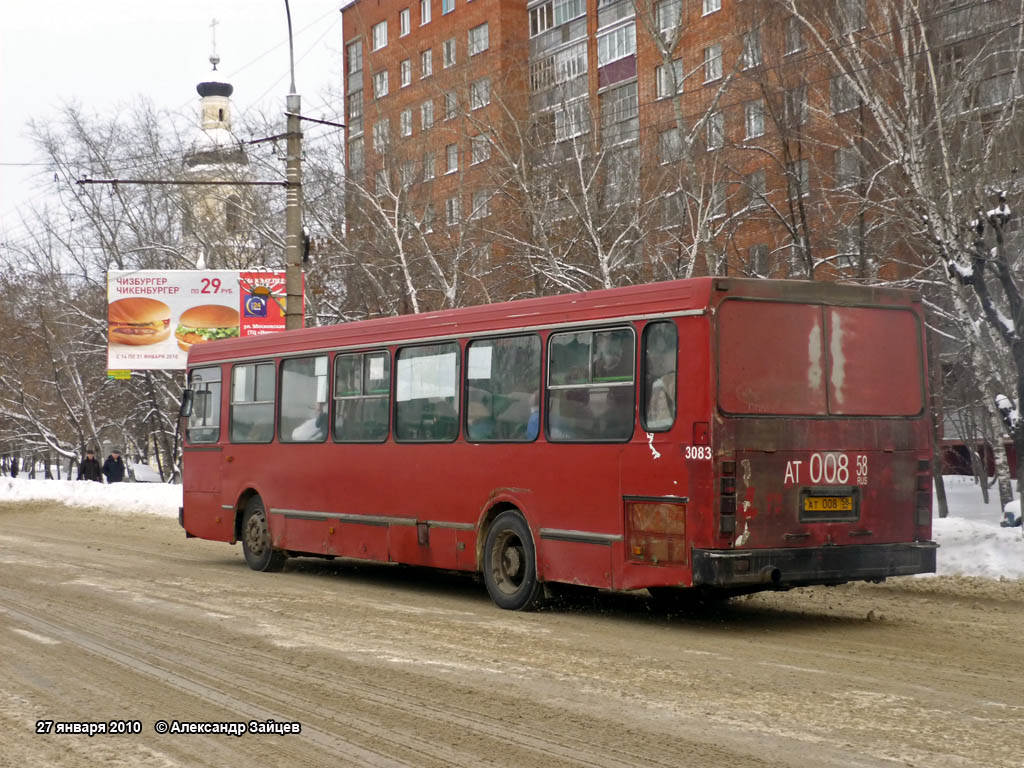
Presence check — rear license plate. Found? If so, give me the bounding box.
[803,496,853,512]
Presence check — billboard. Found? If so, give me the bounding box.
[107,270,300,371]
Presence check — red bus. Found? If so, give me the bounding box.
[179,277,937,610]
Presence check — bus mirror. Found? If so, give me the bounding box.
[179,389,194,418]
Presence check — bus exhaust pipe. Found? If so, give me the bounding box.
[760,566,781,585]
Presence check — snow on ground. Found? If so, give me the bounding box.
[0,474,1020,579]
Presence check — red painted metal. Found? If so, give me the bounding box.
[181,277,935,598]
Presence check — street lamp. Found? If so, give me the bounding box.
[283,0,303,330]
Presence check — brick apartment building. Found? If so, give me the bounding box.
[340,0,1021,311]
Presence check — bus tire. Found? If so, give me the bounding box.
[241,496,286,573]
[482,510,542,611]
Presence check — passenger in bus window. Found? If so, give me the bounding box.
[467,389,495,440]
[291,402,327,442]
[647,379,674,430]
[525,392,540,440]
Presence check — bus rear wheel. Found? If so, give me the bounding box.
[241,496,286,572]
[483,511,542,611]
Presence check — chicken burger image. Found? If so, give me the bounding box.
[108,297,172,346]
[175,304,240,351]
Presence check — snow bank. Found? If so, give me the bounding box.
[0,476,180,518]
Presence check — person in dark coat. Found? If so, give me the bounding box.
[77,449,102,482]
[102,448,126,483]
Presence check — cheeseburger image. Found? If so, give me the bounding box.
[108,297,172,346]
[175,304,240,351]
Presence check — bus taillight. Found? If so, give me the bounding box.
[720,461,737,537]
[915,457,932,527]
[626,499,687,565]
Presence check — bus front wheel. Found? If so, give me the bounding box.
[483,511,541,611]
[241,496,286,572]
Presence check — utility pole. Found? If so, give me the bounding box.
[283,0,303,331]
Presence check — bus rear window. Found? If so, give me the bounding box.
[718,300,923,417]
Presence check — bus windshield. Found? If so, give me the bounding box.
[717,300,924,416]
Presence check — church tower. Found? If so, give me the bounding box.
[182,23,249,269]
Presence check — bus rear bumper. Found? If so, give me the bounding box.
[691,541,938,589]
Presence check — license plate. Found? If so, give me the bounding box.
[803,496,853,512]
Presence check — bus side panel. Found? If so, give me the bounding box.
[182,491,233,542]
[538,540,614,588]
[388,525,460,570]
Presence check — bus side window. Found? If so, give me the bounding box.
[642,321,677,432]
[395,342,459,442]
[547,328,635,442]
[280,355,329,443]
[231,361,276,443]
[466,335,541,442]
[187,367,222,444]
[334,351,390,442]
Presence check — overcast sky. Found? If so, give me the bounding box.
[0,0,346,246]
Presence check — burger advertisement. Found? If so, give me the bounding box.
[107,270,297,371]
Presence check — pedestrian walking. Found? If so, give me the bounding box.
[102,448,126,483]
[77,449,102,482]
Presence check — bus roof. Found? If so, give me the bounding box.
[187,277,920,365]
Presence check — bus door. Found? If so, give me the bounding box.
[183,366,224,496]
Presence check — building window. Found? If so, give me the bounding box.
[658,128,681,164]
[347,91,363,136]
[788,158,810,198]
[656,0,682,36]
[445,196,461,225]
[421,0,431,25]
[831,74,859,113]
[400,8,411,36]
[395,342,459,442]
[445,91,457,120]
[835,225,858,268]
[373,70,389,99]
[707,110,724,150]
[375,169,388,195]
[372,21,387,51]
[470,188,490,219]
[400,108,412,137]
[470,77,491,110]
[710,181,726,219]
[421,49,433,78]
[346,41,362,77]
[442,0,455,13]
[597,23,636,67]
[785,84,807,127]
[839,0,867,35]
[530,2,554,37]
[443,37,456,68]
[399,59,411,88]
[471,134,490,164]
[556,99,590,141]
[656,59,683,98]
[835,147,860,188]
[703,0,721,15]
[746,168,766,207]
[785,16,804,54]
[748,244,768,274]
[333,352,390,442]
[469,22,489,55]
[446,142,458,173]
[742,29,762,69]
[423,152,435,180]
[422,203,435,231]
[373,119,389,153]
[347,137,364,178]
[745,99,764,139]
[599,82,638,146]
[421,100,434,130]
[704,43,722,82]
[555,0,585,25]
